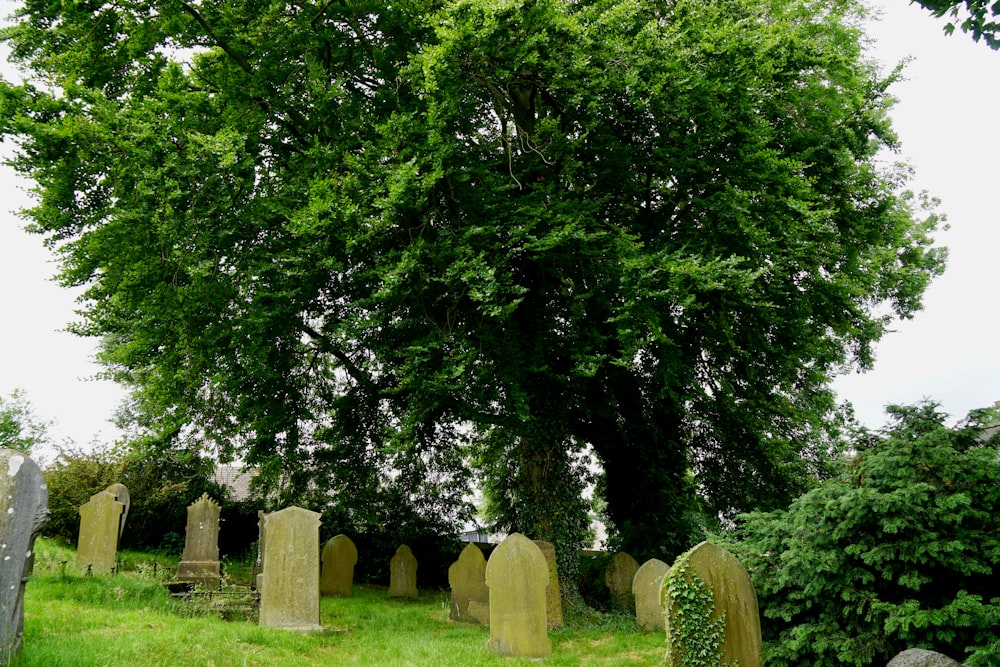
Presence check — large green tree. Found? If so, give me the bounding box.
[0,0,944,584]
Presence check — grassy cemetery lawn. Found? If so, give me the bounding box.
[19,538,664,666]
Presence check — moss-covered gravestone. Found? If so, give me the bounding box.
[388,544,418,599]
[1,450,49,666]
[661,541,762,667]
[632,558,669,632]
[259,506,323,632]
[76,490,124,574]
[175,493,222,589]
[320,534,358,598]
[485,533,551,658]
[605,551,640,613]
[448,543,489,624]
[532,540,563,628]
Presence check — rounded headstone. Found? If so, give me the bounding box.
[632,558,669,631]
[320,534,358,598]
[448,543,489,624]
[485,533,551,658]
[886,649,966,667]
[388,544,418,599]
[663,541,762,667]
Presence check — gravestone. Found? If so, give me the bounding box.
[0,450,49,666]
[76,490,125,574]
[532,540,563,628]
[447,543,489,624]
[632,558,669,631]
[255,510,265,592]
[175,493,222,589]
[103,483,130,540]
[605,551,640,613]
[259,506,323,631]
[388,544,418,599]
[320,534,358,598]
[662,541,762,667]
[886,649,966,667]
[485,533,551,658]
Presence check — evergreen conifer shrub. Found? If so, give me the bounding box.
[735,403,1000,666]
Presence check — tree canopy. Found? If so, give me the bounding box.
[0,388,52,455]
[911,0,1000,49]
[0,0,945,579]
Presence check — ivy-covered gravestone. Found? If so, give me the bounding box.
[661,541,761,667]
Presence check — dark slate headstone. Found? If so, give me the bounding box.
[0,449,49,665]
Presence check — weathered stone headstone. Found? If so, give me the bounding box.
[886,649,966,667]
[320,534,358,598]
[485,533,551,658]
[76,490,124,575]
[103,483,130,540]
[259,506,323,632]
[447,543,489,624]
[255,509,265,592]
[632,558,669,632]
[0,450,49,666]
[662,541,762,667]
[605,551,640,613]
[388,544,418,599]
[532,540,563,628]
[175,493,222,589]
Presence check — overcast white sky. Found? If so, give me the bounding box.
[0,0,997,458]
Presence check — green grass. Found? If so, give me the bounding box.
[15,538,665,666]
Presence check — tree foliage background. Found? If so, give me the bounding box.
[732,403,1000,666]
[0,388,52,455]
[0,0,945,584]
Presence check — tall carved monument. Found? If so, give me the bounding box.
[0,449,49,666]
[175,493,222,589]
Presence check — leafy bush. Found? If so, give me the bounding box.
[734,403,1000,666]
